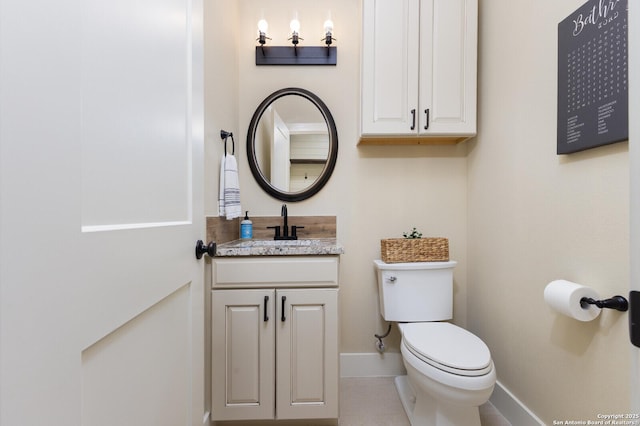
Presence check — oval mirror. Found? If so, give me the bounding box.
[246,88,338,202]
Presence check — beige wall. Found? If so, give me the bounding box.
[204,0,239,204]
[469,0,630,423]
[205,0,631,423]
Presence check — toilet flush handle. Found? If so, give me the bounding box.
[387,276,397,283]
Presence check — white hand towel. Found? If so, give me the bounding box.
[219,154,242,220]
[218,156,226,216]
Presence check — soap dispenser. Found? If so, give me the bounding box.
[240,211,253,239]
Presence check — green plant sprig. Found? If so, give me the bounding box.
[403,227,423,239]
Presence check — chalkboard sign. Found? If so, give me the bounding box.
[557,0,628,154]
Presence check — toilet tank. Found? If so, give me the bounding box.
[374,259,457,322]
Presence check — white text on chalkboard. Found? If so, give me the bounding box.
[573,0,623,36]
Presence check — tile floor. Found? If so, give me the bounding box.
[339,377,511,426]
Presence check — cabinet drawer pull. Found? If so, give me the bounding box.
[410,109,416,130]
[424,108,430,130]
[281,296,287,322]
[264,295,269,322]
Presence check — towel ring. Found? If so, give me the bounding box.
[220,129,234,156]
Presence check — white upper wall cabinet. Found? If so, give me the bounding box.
[360,0,478,144]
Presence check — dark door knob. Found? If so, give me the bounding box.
[195,240,216,259]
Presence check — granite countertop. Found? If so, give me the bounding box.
[215,238,344,257]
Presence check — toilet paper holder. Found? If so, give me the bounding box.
[580,295,628,312]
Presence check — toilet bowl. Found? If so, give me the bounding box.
[374,260,496,426]
[396,322,496,426]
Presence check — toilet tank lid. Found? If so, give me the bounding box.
[374,259,457,270]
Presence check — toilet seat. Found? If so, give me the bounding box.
[401,322,492,377]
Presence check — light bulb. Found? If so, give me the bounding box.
[257,19,268,34]
[290,18,300,34]
[323,19,333,34]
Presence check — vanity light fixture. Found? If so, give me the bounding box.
[256,19,271,55]
[257,19,270,46]
[255,16,336,66]
[289,18,302,47]
[323,19,335,46]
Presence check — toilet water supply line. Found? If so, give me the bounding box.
[375,323,392,352]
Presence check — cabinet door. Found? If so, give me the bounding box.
[276,289,339,419]
[419,0,477,135]
[211,290,275,421]
[361,0,420,135]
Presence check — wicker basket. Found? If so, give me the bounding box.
[380,237,449,263]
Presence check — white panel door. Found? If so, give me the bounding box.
[271,110,291,192]
[0,0,206,425]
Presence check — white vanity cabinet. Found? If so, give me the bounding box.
[360,0,478,143]
[211,256,339,422]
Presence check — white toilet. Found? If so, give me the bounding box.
[374,260,496,426]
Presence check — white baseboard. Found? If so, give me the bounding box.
[490,380,545,426]
[340,352,406,377]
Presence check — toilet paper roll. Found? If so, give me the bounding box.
[544,280,601,321]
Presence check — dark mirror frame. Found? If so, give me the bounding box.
[246,87,338,202]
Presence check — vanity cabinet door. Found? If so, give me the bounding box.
[361,0,477,139]
[276,289,339,420]
[211,289,275,421]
